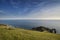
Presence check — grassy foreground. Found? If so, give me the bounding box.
[0,25,60,40]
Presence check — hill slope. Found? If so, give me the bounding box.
[0,24,60,40]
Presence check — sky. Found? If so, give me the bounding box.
[0,0,60,20]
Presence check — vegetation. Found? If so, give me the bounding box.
[0,24,60,40]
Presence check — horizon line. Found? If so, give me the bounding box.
[0,18,60,20]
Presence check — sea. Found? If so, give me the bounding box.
[0,20,60,34]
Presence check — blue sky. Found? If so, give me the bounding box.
[0,0,60,20]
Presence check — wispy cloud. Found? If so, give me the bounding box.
[0,0,60,20]
[24,4,60,19]
[10,0,20,8]
[0,10,2,12]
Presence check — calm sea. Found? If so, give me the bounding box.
[0,20,60,33]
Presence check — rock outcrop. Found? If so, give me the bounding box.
[32,26,56,33]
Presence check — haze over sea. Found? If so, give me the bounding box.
[0,20,60,34]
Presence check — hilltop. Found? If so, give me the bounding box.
[0,24,60,40]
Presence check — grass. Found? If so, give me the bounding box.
[0,25,60,40]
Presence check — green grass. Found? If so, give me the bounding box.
[0,25,60,40]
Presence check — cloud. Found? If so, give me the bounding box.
[0,10,3,12]
[0,0,60,20]
[1,4,60,20]
[10,0,20,8]
[0,10,5,14]
[25,4,60,19]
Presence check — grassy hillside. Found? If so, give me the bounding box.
[0,24,60,40]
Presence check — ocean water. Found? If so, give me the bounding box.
[0,20,60,33]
